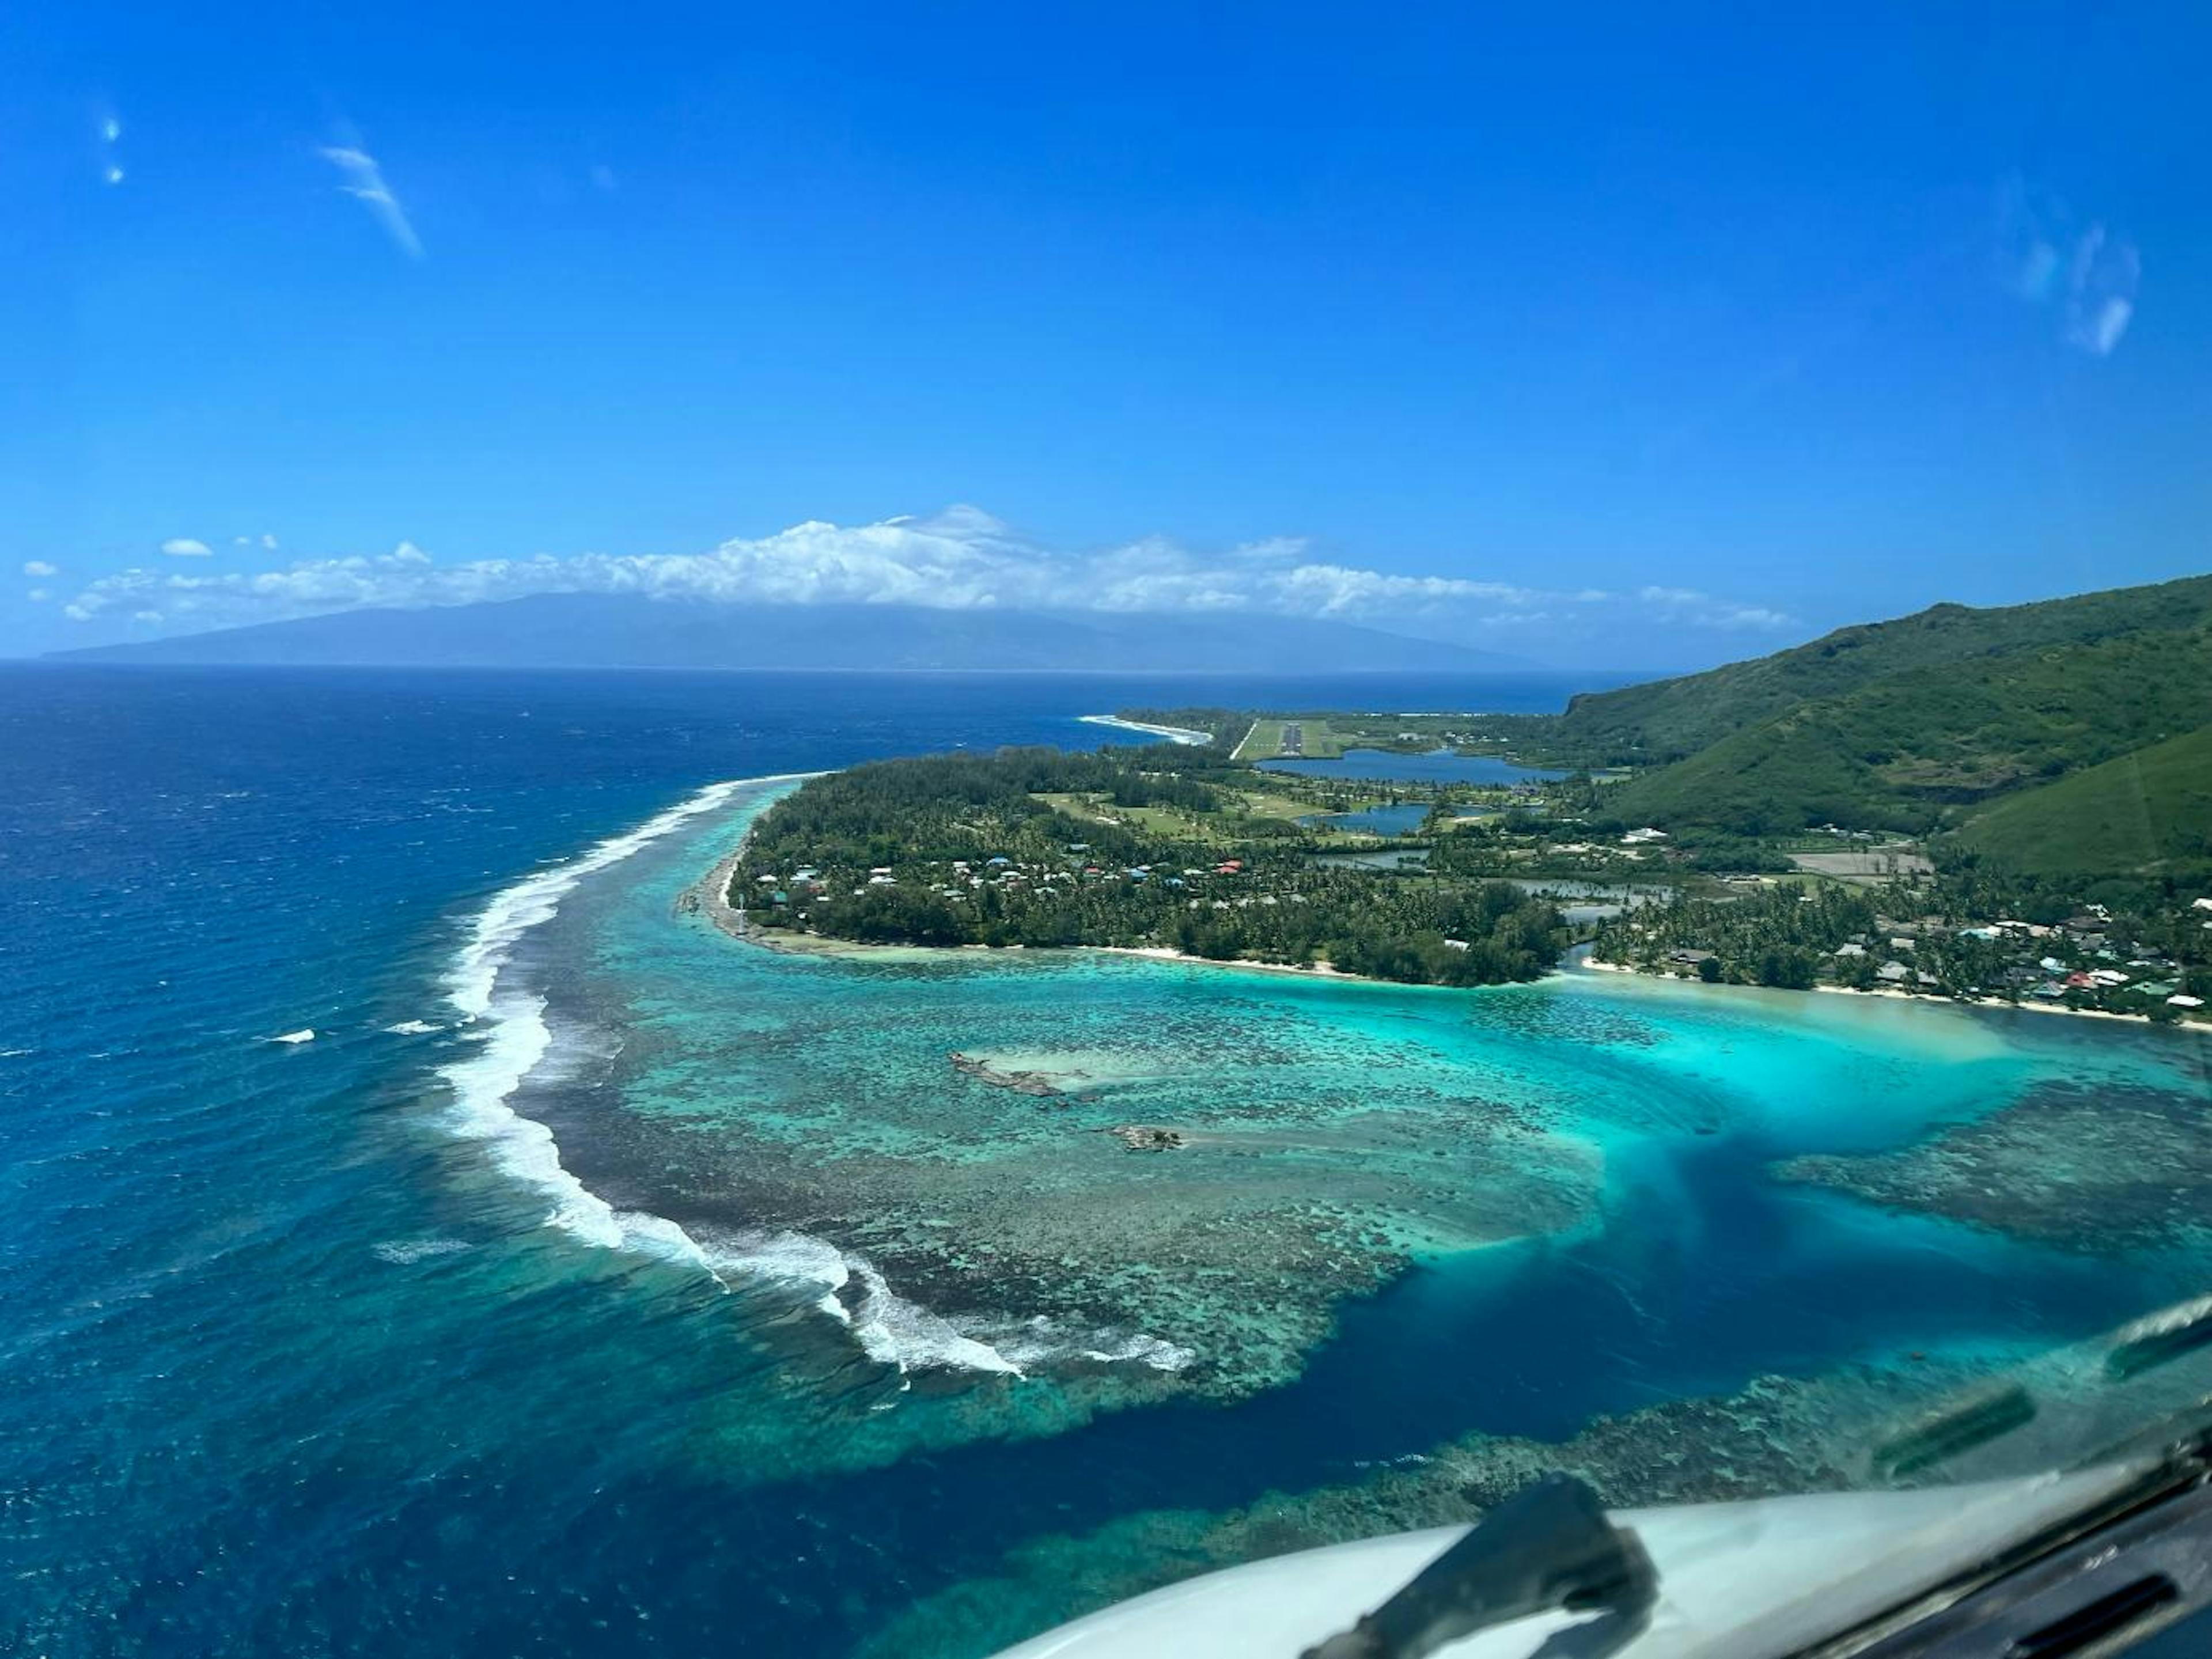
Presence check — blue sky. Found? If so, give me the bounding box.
[5,2,2206,666]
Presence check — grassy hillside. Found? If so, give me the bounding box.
[1604,622,2212,835]
[1556,573,2212,762]
[1952,724,2212,878]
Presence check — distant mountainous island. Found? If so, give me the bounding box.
[47,593,1528,675]
[50,570,2209,875]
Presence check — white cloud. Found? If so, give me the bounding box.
[132,610,163,624]
[1998,181,2140,358]
[1637,585,1797,631]
[2062,228,2139,357]
[319,141,422,259]
[160,537,213,557]
[28,589,51,603]
[95,108,124,185]
[56,509,1794,645]
[2069,294,2134,358]
[1713,605,1795,630]
[23,559,57,577]
[1270,564,1536,617]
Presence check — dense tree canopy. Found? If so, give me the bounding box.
[734,747,1567,986]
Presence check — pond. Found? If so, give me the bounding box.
[1306,847,1431,870]
[1501,877,1676,923]
[1297,800,1436,836]
[1260,747,1565,786]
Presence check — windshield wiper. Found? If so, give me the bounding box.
[1301,1473,1657,1659]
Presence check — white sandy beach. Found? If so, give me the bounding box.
[1077,713,1213,746]
[1581,955,2171,1027]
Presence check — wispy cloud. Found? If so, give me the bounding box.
[95,107,124,186]
[57,509,1795,649]
[232,533,281,550]
[319,140,422,259]
[160,537,213,558]
[1637,585,1793,630]
[1998,179,2140,358]
[23,560,58,577]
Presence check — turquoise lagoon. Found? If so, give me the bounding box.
[10,656,2207,1659]
[45,671,2210,1659]
[498,778,2212,1486]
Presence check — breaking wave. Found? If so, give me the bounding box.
[431,774,1188,1381]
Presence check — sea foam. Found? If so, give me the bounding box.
[692,1229,1026,1377]
[373,1237,474,1264]
[431,774,1156,1381]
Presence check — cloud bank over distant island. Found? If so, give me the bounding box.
[49,506,1794,653]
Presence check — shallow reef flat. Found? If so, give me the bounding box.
[1778,1076,2212,1252]
[563,933,1614,1396]
[535,793,2212,1421]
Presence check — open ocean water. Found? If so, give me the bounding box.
[4,664,2209,1658]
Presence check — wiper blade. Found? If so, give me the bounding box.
[1302,1473,1657,1659]
[1872,1383,2039,1482]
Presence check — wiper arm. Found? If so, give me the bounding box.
[1302,1473,1658,1659]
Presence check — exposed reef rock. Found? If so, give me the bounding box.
[1109,1125,1185,1152]
[950,1051,1063,1097]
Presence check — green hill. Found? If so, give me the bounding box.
[1601,616,2212,836]
[1556,573,2212,762]
[1952,724,2212,878]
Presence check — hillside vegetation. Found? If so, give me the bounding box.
[1952,724,2212,879]
[1604,621,2212,836]
[1555,573,2212,763]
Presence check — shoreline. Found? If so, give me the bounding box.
[1089,944,1361,982]
[689,783,1399,986]
[690,775,823,950]
[694,773,2188,1029]
[707,912,1554,994]
[1077,713,1213,747]
[707,911,1381,984]
[1580,955,2174,1028]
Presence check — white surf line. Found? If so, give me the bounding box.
[1078,713,1213,747]
[430,772,1187,1381]
[438,776,761,1267]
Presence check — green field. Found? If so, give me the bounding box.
[1033,786,1383,846]
[1953,723,2212,877]
[1230,717,1359,761]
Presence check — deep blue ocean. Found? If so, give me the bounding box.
[0,665,1611,1656]
[5,664,2206,1659]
